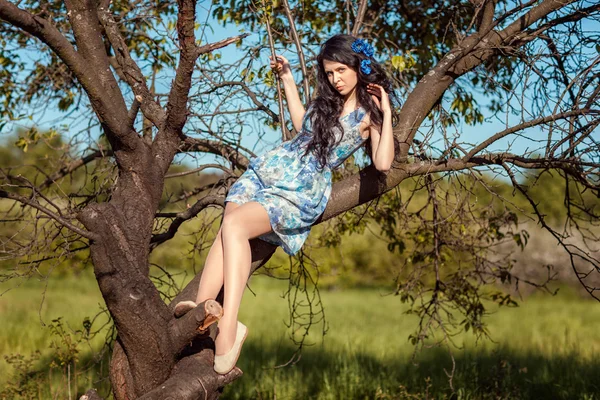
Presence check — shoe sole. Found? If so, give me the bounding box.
[214,323,248,375]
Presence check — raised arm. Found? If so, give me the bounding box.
[271,55,305,132]
[365,83,394,172]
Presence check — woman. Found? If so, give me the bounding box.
[175,34,397,374]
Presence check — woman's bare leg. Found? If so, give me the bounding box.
[195,202,240,304]
[216,201,272,355]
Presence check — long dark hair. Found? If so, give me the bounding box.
[305,34,398,169]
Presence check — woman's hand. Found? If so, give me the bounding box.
[366,83,394,172]
[269,54,305,131]
[367,83,392,114]
[270,55,293,80]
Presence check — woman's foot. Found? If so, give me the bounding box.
[214,321,248,374]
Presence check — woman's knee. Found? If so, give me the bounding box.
[221,213,247,241]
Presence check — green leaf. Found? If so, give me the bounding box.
[15,137,28,152]
[391,55,406,71]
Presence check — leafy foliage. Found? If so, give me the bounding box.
[0,0,179,130]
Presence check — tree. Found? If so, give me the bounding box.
[1,0,599,398]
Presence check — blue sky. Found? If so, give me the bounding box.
[6,1,597,174]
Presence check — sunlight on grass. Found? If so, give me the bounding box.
[1,272,599,399]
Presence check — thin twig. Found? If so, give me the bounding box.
[165,163,233,179]
[281,0,310,102]
[0,190,98,241]
[262,0,292,141]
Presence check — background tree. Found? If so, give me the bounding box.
[0,0,599,399]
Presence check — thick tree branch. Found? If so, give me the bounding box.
[497,0,577,41]
[163,0,200,136]
[0,1,135,151]
[171,147,599,309]
[97,5,166,128]
[0,2,80,70]
[521,3,600,41]
[153,31,250,174]
[477,0,496,33]
[169,300,223,355]
[62,0,138,150]
[137,354,242,400]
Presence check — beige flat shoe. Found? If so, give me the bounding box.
[214,321,248,374]
[173,300,197,318]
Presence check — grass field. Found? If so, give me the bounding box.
[1,271,599,399]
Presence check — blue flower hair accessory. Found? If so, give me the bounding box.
[352,38,375,58]
[360,59,372,75]
[352,38,375,74]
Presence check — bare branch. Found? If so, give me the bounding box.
[165,164,233,179]
[499,162,600,301]
[151,195,225,247]
[351,0,368,36]
[394,0,581,159]
[464,109,599,160]
[195,33,250,58]
[0,189,98,241]
[263,0,292,141]
[200,80,279,122]
[153,29,250,174]
[179,136,251,169]
[38,149,113,190]
[281,0,311,102]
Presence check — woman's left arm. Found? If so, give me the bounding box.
[367,84,394,172]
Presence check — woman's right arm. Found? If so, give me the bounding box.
[271,55,305,132]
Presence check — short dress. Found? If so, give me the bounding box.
[226,106,368,255]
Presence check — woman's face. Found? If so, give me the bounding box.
[323,59,358,98]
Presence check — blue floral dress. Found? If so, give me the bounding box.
[226,106,368,255]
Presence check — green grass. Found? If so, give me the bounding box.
[0,271,111,399]
[1,272,599,399]
[233,276,600,400]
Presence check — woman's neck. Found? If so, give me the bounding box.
[343,88,358,110]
